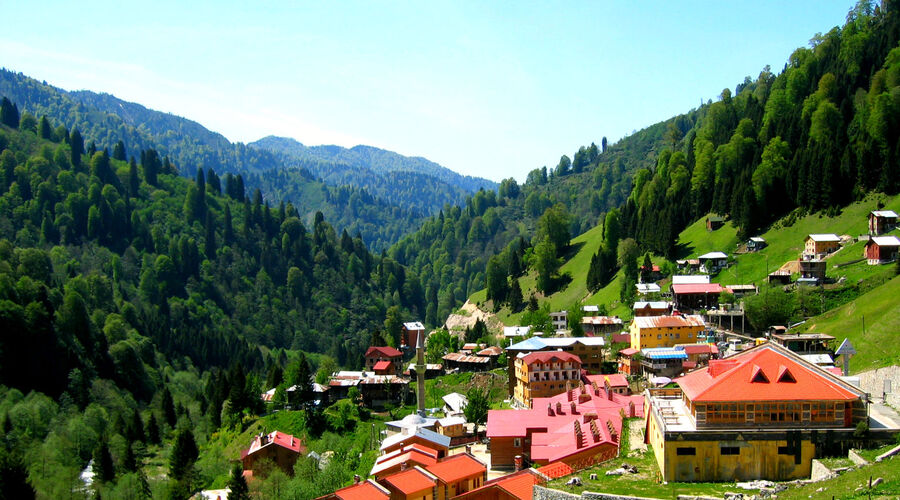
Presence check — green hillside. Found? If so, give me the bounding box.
[801,274,900,372]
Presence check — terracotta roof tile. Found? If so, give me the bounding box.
[334,480,390,500]
[425,454,485,483]
[365,346,402,358]
[381,467,436,495]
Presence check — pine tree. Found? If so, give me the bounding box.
[128,158,140,197]
[38,116,53,140]
[69,129,84,169]
[0,97,19,128]
[169,428,199,481]
[226,464,250,500]
[223,204,234,245]
[508,278,523,312]
[161,387,177,428]
[113,141,126,161]
[205,212,216,259]
[93,441,115,483]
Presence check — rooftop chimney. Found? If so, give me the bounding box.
[556,401,563,415]
[547,403,555,417]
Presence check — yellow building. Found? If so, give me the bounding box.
[644,343,867,482]
[513,351,582,408]
[629,315,705,351]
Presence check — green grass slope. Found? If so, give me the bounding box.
[800,274,900,372]
[712,193,900,288]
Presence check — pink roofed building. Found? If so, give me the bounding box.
[487,379,644,471]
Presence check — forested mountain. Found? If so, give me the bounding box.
[250,136,496,213]
[0,110,425,496]
[0,70,463,250]
[616,1,900,262]
[388,102,693,325]
[394,0,900,321]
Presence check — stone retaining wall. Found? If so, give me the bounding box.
[532,486,720,500]
[856,366,900,407]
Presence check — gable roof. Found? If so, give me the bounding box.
[442,392,468,413]
[370,446,439,477]
[241,431,304,460]
[332,479,390,500]
[698,251,728,259]
[520,351,581,365]
[453,469,546,500]
[807,233,841,242]
[634,301,669,309]
[403,321,425,330]
[672,275,710,285]
[365,346,402,358]
[425,453,486,483]
[381,466,437,495]
[871,210,898,218]
[677,343,863,402]
[868,235,900,247]
[631,315,705,329]
[380,426,451,451]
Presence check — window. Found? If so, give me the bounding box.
[514,438,521,447]
[676,447,696,455]
[720,446,740,455]
[778,446,792,455]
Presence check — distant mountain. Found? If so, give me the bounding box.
[0,69,446,250]
[250,136,497,214]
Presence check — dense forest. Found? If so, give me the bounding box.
[0,107,428,496]
[0,71,492,251]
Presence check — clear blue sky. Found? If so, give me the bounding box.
[1,1,855,182]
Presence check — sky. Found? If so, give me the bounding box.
[1,1,856,182]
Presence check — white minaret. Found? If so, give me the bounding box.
[416,330,426,417]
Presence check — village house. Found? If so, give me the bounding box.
[725,284,757,299]
[487,379,644,471]
[379,466,438,500]
[639,263,663,282]
[617,347,641,376]
[639,347,688,379]
[580,316,623,336]
[549,311,568,331]
[644,343,868,482]
[864,235,900,264]
[442,392,468,417]
[672,282,725,311]
[452,468,547,500]
[370,443,440,478]
[697,252,728,273]
[513,351,583,408]
[443,352,492,372]
[770,332,835,355]
[706,215,725,231]
[476,346,503,365]
[633,301,671,317]
[424,453,487,499]
[868,209,898,235]
[402,322,426,349]
[747,236,767,251]
[328,371,411,409]
[434,416,466,437]
[629,315,706,351]
[675,259,701,272]
[804,234,841,258]
[675,343,719,369]
[381,426,451,458]
[798,257,826,282]
[240,431,305,479]
[635,283,662,295]
[503,326,531,339]
[366,346,403,376]
[504,337,607,394]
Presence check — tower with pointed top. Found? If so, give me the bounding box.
[416,330,426,417]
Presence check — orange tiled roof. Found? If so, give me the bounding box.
[365,346,402,358]
[381,467,436,495]
[425,453,485,484]
[332,479,390,500]
[677,344,861,402]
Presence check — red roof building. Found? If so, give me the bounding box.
[584,373,629,395]
[240,431,305,477]
[373,360,394,375]
[425,453,487,498]
[379,466,438,500]
[370,444,439,479]
[452,469,548,500]
[672,283,726,311]
[365,346,402,375]
[645,343,868,482]
[488,379,643,471]
[316,479,391,500]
